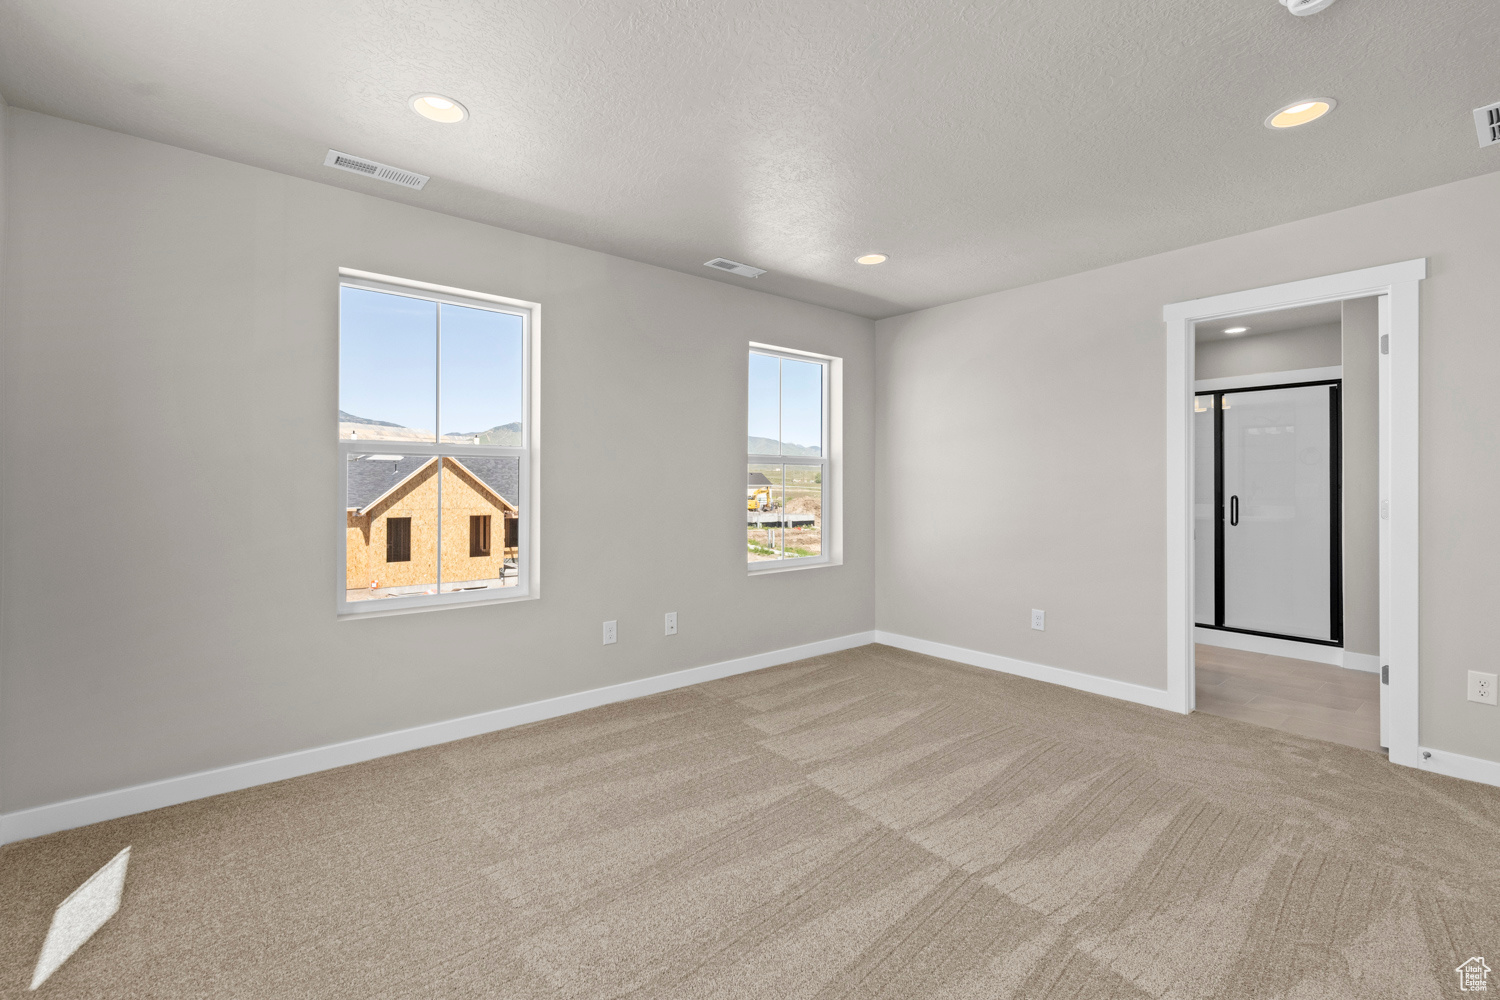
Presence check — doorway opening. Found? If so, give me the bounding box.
[1190,302,1374,751]
[1163,260,1426,771]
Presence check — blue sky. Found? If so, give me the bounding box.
[340,287,524,436]
[439,302,524,435]
[748,352,822,453]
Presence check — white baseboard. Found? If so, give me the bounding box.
[1341,651,1381,674]
[1194,626,1351,667]
[1397,745,1500,790]
[877,631,1500,791]
[1195,628,1381,674]
[873,631,1176,712]
[0,630,877,845]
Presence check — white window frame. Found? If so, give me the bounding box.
[747,343,837,574]
[337,268,541,617]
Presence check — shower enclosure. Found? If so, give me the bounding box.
[1194,381,1342,645]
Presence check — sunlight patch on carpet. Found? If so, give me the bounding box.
[30,846,130,990]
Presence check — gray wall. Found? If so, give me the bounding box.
[876,168,1500,766]
[1341,298,1380,657]
[0,111,877,811]
[1194,323,1342,380]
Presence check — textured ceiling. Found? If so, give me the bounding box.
[1,0,1498,318]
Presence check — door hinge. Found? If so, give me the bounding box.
[1380,334,1389,355]
[1381,664,1389,684]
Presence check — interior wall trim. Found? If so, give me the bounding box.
[873,631,1177,712]
[0,630,878,845]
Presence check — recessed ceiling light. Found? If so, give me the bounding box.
[856,254,888,265]
[1224,326,1249,335]
[410,94,468,124]
[1265,99,1334,129]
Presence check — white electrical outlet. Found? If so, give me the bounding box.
[1475,101,1500,148]
[664,612,678,636]
[603,620,617,645]
[1469,670,1498,706]
[1031,609,1045,631]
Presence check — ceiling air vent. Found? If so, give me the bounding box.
[704,258,766,278]
[323,150,429,190]
[1474,102,1500,148]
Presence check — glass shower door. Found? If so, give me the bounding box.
[1220,384,1339,642]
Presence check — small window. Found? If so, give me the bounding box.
[386,517,412,562]
[748,346,835,569]
[504,515,518,549]
[469,514,491,557]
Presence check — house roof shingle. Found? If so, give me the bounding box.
[347,455,519,512]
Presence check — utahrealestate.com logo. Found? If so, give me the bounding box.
[1458,957,1491,992]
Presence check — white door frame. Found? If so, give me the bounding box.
[1163,259,1425,769]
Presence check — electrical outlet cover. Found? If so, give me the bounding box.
[1469,670,1498,706]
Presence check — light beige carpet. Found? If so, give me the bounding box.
[3,643,1497,998]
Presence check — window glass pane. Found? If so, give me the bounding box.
[782,464,823,559]
[440,304,525,445]
[748,463,784,562]
[779,358,822,457]
[748,352,780,454]
[442,456,521,592]
[339,287,437,441]
[346,453,439,601]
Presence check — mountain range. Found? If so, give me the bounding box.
[747,436,820,457]
[338,409,404,428]
[450,422,522,446]
[343,413,801,453]
[340,410,522,446]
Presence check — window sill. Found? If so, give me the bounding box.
[747,558,837,576]
[338,589,537,620]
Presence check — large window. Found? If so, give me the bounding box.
[748,346,831,568]
[338,271,536,614]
